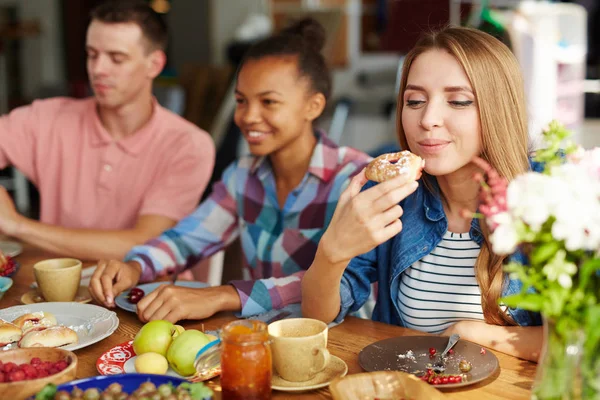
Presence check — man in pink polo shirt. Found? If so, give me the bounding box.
[0,0,215,260]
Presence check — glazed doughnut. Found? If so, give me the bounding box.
[365,151,425,183]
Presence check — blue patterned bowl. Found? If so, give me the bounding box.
[0,276,13,300]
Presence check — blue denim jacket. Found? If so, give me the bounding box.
[337,179,542,327]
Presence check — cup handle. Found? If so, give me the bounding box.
[310,346,330,376]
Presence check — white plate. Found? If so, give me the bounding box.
[0,241,22,257]
[0,302,119,351]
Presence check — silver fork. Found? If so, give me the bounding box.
[432,334,460,373]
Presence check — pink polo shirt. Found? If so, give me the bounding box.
[0,97,215,229]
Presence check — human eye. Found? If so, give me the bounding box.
[86,50,98,59]
[262,99,278,106]
[111,55,126,64]
[449,100,474,108]
[406,99,425,108]
[235,97,246,105]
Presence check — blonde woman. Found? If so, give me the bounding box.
[302,26,543,362]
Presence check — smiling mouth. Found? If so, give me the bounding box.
[248,131,266,138]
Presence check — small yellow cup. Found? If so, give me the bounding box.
[33,258,82,302]
[268,318,331,382]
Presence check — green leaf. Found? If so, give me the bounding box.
[35,384,57,400]
[584,305,600,355]
[500,293,545,311]
[578,258,600,290]
[530,241,562,265]
[547,289,569,316]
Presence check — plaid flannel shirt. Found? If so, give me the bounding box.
[125,131,370,316]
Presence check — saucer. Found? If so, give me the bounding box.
[271,355,348,392]
[21,285,92,304]
[0,241,22,257]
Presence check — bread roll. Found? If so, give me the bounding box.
[0,319,22,346]
[18,326,78,348]
[13,311,57,332]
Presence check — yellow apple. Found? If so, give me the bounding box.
[172,325,185,338]
[134,352,169,374]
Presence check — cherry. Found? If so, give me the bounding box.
[127,288,145,304]
[428,347,437,356]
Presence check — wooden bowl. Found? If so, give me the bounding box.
[0,347,77,399]
[329,371,447,400]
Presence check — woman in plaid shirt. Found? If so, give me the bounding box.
[89,18,371,323]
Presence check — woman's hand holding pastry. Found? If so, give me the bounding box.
[318,168,419,266]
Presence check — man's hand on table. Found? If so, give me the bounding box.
[89,260,142,307]
[0,186,24,236]
[136,284,242,323]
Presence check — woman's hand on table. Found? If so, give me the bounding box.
[89,260,142,307]
[136,284,242,323]
[318,169,419,265]
[441,320,543,362]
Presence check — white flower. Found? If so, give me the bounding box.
[542,250,578,289]
[506,173,556,232]
[490,214,520,255]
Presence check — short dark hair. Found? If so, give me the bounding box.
[90,0,168,52]
[240,18,332,100]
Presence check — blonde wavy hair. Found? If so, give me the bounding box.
[396,26,529,325]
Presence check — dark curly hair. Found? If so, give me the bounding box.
[240,18,331,100]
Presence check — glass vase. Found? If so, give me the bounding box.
[532,316,585,400]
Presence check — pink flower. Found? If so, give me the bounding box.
[464,157,509,232]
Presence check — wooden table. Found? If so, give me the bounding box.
[0,241,537,399]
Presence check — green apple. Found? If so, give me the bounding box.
[166,329,212,376]
[133,320,177,357]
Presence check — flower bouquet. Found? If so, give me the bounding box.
[474,121,600,400]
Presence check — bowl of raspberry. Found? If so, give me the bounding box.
[0,347,77,399]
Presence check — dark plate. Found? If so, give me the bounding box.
[359,336,499,389]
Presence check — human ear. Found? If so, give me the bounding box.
[147,49,167,79]
[305,92,326,122]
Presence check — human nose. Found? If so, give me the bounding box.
[241,102,262,125]
[419,100,444,130]
[89,55,109,77]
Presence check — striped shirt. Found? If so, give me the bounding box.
[397,231,484,333]
[125,131,370,317]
